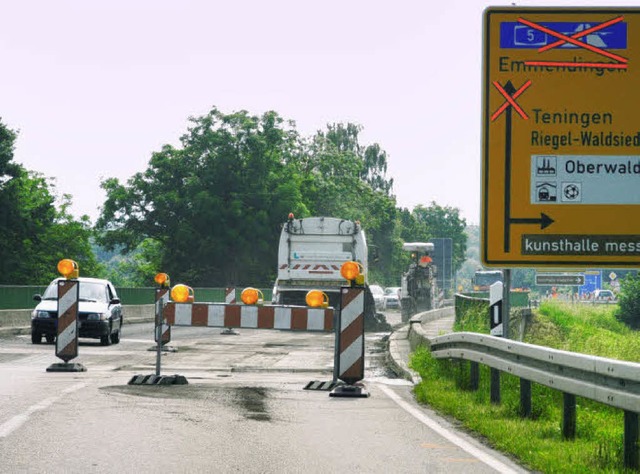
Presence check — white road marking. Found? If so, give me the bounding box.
[378,384,519,474]
[0,382,86,438]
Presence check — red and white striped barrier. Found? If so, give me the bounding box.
[56,279,79,362]
[154,288,171,345]
[163,303,334,332]
[335,287,365,385]
[225,287,236,304]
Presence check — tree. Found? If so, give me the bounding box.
[615,274,640,329]
[0,118,100,284]
[294,123,398,284]
[409,202,468,274]
[97,108,307,287]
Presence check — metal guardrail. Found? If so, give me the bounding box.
[429,332,640,469]
[430,332,640,412]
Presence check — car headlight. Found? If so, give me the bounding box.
[31,310,52,319]
[86,313,109,321]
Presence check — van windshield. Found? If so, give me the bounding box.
[41,281,108,303]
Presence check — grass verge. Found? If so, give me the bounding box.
[409,301,639,473]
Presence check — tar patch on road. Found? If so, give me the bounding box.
[102,384,272,422]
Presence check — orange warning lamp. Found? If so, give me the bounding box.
[57,259,79,279]
[241,287,263,305]
[171,284,194,303]
[306,290,329,308]
[340,261,364,285]
[154,273,170,288]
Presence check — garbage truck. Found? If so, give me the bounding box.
[272,214,389,331]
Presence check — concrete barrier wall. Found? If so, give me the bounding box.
[0,305,156,336]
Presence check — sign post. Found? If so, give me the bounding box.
[482,7,640,268]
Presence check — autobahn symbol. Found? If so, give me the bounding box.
[535,273,585,286]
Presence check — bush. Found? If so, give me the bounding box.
[615,275,640,329]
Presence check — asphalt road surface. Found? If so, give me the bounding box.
[0,312,528,473]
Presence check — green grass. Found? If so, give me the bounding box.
[409,301,639,473]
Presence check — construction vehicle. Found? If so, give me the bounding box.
[400,242,437,322]
[272,214,389,331]
[472,270,503,292]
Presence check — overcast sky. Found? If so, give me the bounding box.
[2,0,636,225]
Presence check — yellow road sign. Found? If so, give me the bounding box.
[482,7,640,267]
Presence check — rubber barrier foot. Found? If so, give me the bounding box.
[329,383,369,398]
[127,374,189,385]
[46,362,87,372]
[304,380,342,391]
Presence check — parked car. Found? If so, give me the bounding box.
[31,277,123,346]
[383,287,402,310]
[369,284,385,310]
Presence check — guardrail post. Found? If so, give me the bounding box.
[490,368,500,404]
[470,361,479,391]
[520,378,532,418]
[624,411,639,470]
[562,392,576,439]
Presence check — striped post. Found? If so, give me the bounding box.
[56,279,79,363]
[489,281,504,337]
[335,286,365,386]
[154,288,171,345]
[225,287,236,304]
[221,287,239,335]
[154,287,170,376]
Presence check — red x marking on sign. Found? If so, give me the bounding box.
[491,80,531,122]
[519,16,628,69]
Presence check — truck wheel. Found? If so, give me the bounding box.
[45,334,55,344]
[31,332,42,344]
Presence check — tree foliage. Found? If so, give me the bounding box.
[97,108,306,286]
[96,109,406,287]
[615,275,640,329]
[94,107,470,290]
[407,202,468,274]
[0,118,101,284]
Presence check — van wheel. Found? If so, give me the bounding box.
[101,326,112,346]
[31,332,42,344]
[45,334,55,344]
[110,328,120,344]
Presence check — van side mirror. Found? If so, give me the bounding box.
[110,298,121,305]
[33,294,42,302]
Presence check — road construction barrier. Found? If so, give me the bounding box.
[139,286,367,395]
[154,288,171,345]
[335,287,364,384]
[56,279,79,362]
[225,287,236,304]
[163,302,334,331]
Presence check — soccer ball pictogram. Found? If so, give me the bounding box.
[563,184,580,200]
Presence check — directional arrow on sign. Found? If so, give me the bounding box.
[511,213,555,230]
[496,80,556,252]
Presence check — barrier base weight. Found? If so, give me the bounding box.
[47,362,87,372]
[128,374,188,385]
[329,383,369,398]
